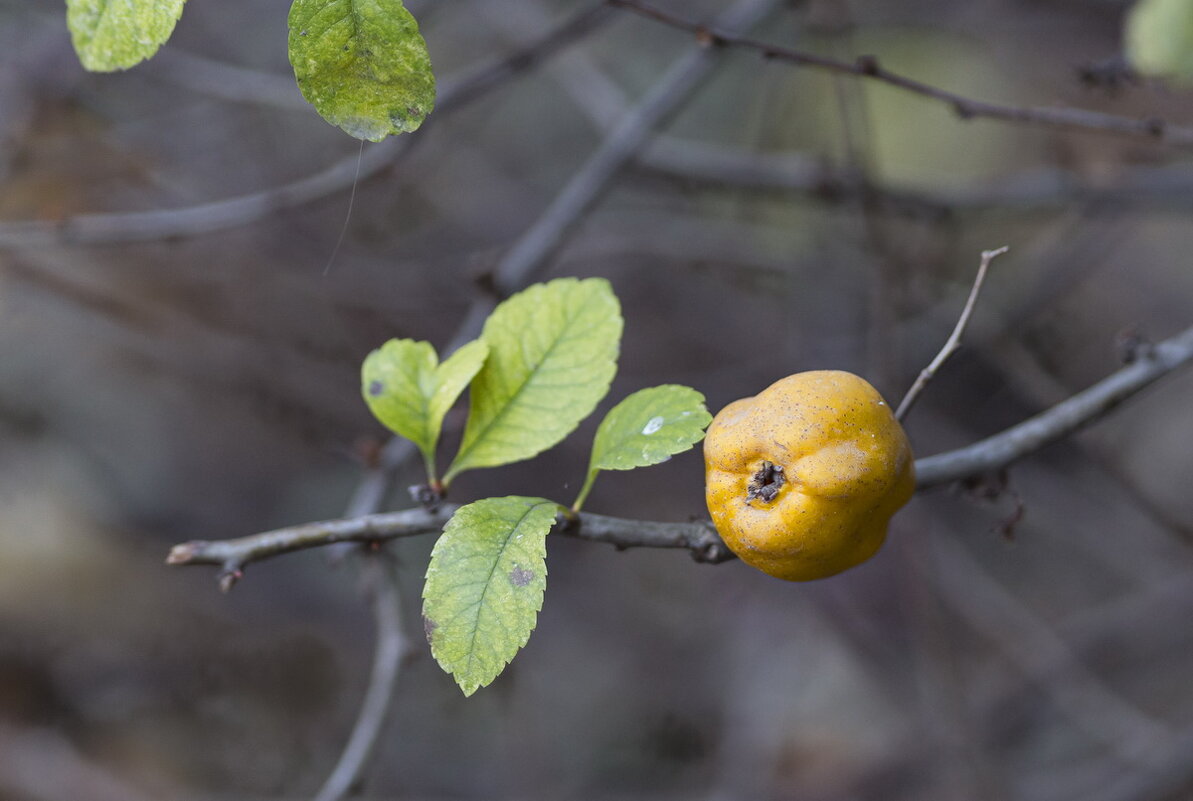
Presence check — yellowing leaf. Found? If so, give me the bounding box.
[362,338,487,478]
[287,0,436,140]
[67,0,186,72]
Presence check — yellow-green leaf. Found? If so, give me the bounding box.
[362,338,487,477]
[443,278,623,484]
[1127,0,1193,80]
[422,497,556,696]
[573,385,711,510]
[590,386,711,473]
[67,0,186,72]
[287,0,436,140]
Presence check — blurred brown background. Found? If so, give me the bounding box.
[3,0,1193,799]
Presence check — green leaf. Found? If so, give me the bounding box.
[443,278,623,484]
[287,0,436,141]
[1127,0,1193,80]
[590,385,712,472]
[422,496,556,696]
[361,338,488,477]
[573,385,712,510]
[67,0,186,72]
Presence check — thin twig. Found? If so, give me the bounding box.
[311,556,407,801]
[0,3,614,249]
[167,322,1193,583]
[895,246,1008,421]
[607,0,1193,147]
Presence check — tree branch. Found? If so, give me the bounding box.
[311,556,407,801]
[167,322,1193,584]
[167,504,732,585]
[914,323,1193,488]
[637,140,1193,214]
[607,0,1193,147]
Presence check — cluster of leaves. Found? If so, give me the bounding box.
[362,279,712,696]
[65,0,436,141]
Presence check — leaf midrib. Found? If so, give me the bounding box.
[461,500,549,682]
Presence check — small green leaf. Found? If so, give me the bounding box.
[287,0,436,140]
[573,385,711,510]
[362,338,487,478]
[590,385,712,472]
[422,496,556,696]
[443,278,623,484]
[67,0,186,72]
[1127,0,1193,80]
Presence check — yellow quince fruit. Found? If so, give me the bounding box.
[704,370,914,581]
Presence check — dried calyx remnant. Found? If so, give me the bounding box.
[746,460,785,502]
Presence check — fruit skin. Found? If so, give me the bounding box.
[704,370,914,581]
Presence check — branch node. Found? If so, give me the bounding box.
[855,54,879,75]
[554,506,580,532]
[691,540,732,564]
[408,483,444,512]
[1077,56,1138,93]
[218,566,244,593]
[689,523,733,563]
[1116,326,1155,364]
[694,26,722,48]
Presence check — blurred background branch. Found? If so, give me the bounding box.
[609,0,1193,146]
